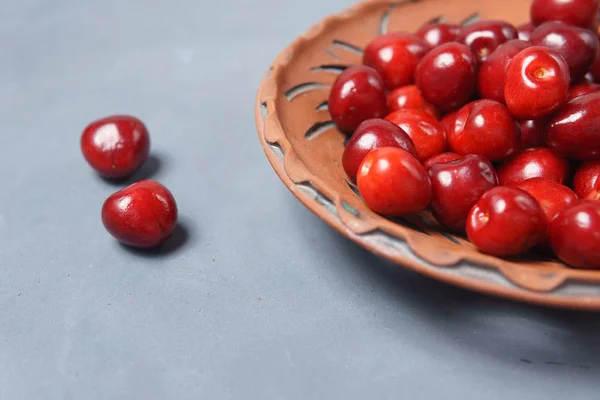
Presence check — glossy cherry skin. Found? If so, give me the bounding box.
[568,82,600,100]
[518,119,544,149]
[517,23,535,41]
[545,91,600,160]
[440,110,459,136]
[386,85,438,117]
[385,109,446,162]
[504,46,570,119]
[549,200,600,269]
[423,152,462,170]
[363,33,430,90]
[415,43,478,112]
[477,40,530,104]
[416,22,461,47]
[457,20,518,63]
[328,65,388,133]
[497,147,570,186]
[101,180,178,248]
[342,119,417,181]
[530,21,599,83]
[357,147,432,216]
[466,187,547,257]
[428,155,498,232]
[81,115,150,179]
[531,0,599,28]
[573,160,600,199]
[589,49,600,83]
[517,178,578,222]
[447,100,520,161]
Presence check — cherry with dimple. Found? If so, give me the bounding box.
[423,152,462,170]
[342,118,417,181]
[457,20,518,63]
[102,180,178,249]
[466,187,547,257]
[81,115,150,179]
[428,155,499,232]
[504,46,570,119]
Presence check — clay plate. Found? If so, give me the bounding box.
[255,0,600,310]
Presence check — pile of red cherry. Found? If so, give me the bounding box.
[80,115,178,249]
[329,0,600,268]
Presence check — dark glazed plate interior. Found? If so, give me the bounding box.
[255,0,600,310]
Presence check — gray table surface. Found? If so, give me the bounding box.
[1,0,599,399]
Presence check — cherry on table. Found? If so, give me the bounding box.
[357,147,432,216]
[423,152,462,170]
[386,85,438,117]
[363,33,430,90]
[415,43,478,112]
[518,119,544,149]
[342,119,417,181]
[416,22,461,48]
[81,115,150,179]
[573,160,600,199]
[504,46,570,119]
[546,91,600,160]
[385,109,446,162]
[477,39,530,104]
[102,180,178,249]
[549,200,600,269]
[328,65,388,133]
[466,186,547,257]
[447,99,520,161]
[428,155,499,232]
[530,0,599,28]
[497,147,570,186]
[530,21,599,83]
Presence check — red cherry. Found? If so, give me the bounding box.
[477,39,530,104]
[101,180,178,248]
[589,48,600,83]
[573,160,600,199]
[81,115,150,179]
[363,33,430,90]
[342,119,417,181]
[546,91,600,160]
[428,155,499,232]
[530,21,599,83]
[416,22,461,47]
[423,152,462,170]
[384,109,446,162]
[517,23,535,41]
[386,85,439,117]
[447,99,520,161]
[466,187,547,257]
[549,200,600,269]
[357,147,432,216]
[328,65,388,133]
[568,82,600,100]
[518,119,545,149]
[415,43,478,112]
[517,178,578,222]
[531,0,599,28]
[504,46,570,119]
[497,147,569,186]
[457,20,518,63]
